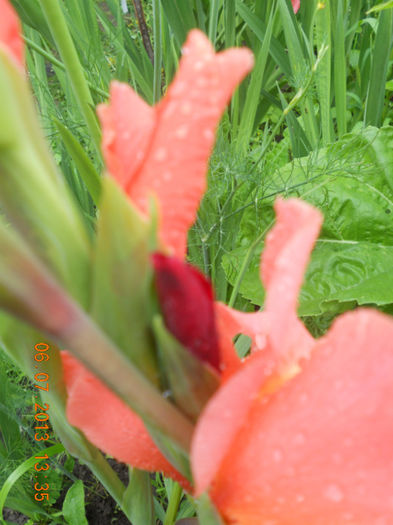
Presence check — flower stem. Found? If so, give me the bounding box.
[163,482,183,525]
[38,0,102,157]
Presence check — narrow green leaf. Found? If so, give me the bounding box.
[91,178,158,383]
[236,1,291,77]
[315,1,333,144]
[332,0,347,137]
[367,1,393,14]
[122,469,155,525]
[0,49,91,307]
[365,8,393,126]
[236,6,274,153]
[54,119,101,204]
[196,494,223,525]
[0,444,64,518]
[153,316,219,421]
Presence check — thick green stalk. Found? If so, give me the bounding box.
[38,0,102,156]
[0,221,194,456]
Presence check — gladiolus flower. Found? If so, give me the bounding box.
[60,31,251,483]
[0,0,24,67]
[192,198,393,524]
[98,29,253,258]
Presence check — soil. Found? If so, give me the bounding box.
[4,458,132,525]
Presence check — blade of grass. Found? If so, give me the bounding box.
[236,5,275,153]
[315,1,333,144]
[0,444,65,520]
[38,0,102,156]
[208,0,221,44]
[333,0,347,137]
[54,119,101,204]
[364,7,393,126]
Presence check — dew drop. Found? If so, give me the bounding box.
[293,433,305,445]
[324,484,343,502]
[154,147,167,161]
[175,125,189,139]
[272,449,283,463]
[181,102,192,115]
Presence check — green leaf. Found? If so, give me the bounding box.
[222,126,393,316]
[63,480,89,525]
[196,494,223,525]
[0,444,65,518]
[54,119,101,204]
[91,177,158,383]
[0,48,91,307]
[153,316,220,421]
[365,8,393,126]
[122,469,155,525]
[367,1,393,14]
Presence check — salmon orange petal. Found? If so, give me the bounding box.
[191,350,277,495]
[97,81,155,190]
[60,351,189,488]
[0,0,24,68]
[207,309,393,524]
[127,29,254,257]
[292,0,301,13]
[262,198,322,365]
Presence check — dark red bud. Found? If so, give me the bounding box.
[152,253,220,371]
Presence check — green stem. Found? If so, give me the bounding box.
[163,483,183,525]
[152,0,162,103]
[38,0,102,156]
[228,223,272,308]
[0,221,194,457]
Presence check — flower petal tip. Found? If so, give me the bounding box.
[0,0,24,68]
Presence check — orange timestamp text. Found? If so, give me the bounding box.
[33,342,53,502]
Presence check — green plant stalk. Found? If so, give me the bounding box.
[228,226,272,308]
[163,482,183,525]
[0,222,194,457]
[152,0,162,103]
[38,0,102,156]
[208,0,220,43]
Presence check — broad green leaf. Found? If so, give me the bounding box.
[62,480,89,525]
[222,126,393,316]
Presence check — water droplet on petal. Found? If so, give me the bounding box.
[273,449,283,463]
[324,484,343,502]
